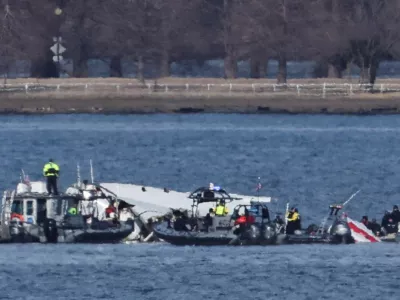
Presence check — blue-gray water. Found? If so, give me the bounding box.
[1,114,400,299]
[2,243,400,300]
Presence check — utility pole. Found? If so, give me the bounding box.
[50,2,66,77]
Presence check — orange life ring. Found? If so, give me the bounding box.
[10,213,24,222]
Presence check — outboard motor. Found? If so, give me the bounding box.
[329,219,354,244]
[43,218,58,243]
[326,204,354,244]
[262,222,278,241]
[242,224,261,242]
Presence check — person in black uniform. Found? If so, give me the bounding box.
[382,211,398,235]
[203,208,214,232]
[381,211,391,229]
[391,205,400,224]
[369,218,381,236]
[261,206,270,221]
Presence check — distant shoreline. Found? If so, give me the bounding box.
[1,77,400,115]
[0,100,399,115]
[1,111,399,115]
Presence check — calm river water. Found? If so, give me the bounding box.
[0,114,399,299]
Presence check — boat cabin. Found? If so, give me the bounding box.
[0,181,80,226]
[185,185,243,231]
[231,201,271,223]
[188,186,242,217]
[64,181,136,224]
[7,194,80,225]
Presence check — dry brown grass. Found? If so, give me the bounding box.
[1,77,400,114]
[0,90,399,114]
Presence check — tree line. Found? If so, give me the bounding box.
[0,0,399,85]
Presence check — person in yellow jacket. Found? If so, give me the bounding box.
[286,207,301,234]
[43,159,60,195]
[215,200,229,216]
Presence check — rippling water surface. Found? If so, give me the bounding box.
[1,243,399,300]
[0,113,399,299]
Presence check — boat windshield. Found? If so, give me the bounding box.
[11,201,23,214]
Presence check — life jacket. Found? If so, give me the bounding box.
[234,216,247,225]
[287,212,299,222]
[234,215,255,225]
[215,205,227,216]
[43,162,60,177]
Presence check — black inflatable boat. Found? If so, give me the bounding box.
[153,186,355,246]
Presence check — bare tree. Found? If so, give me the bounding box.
[0,1,17,79]
[2,0,400,82]
[59,0,104,77]
[99,0,161,82]
[344,0,400,85]
[220,0,238,78]
[151,0,204,77]
[0,1,54,79]
[323,0,352,78]
[22,0,66,78]
[201,0,244,79]
[234,0,312,83]
[305,0,350,78]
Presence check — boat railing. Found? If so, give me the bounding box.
[1,190,15,226]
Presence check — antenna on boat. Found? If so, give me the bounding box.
[90,159,94,184]
[317,189,361,234]
[77,162,81,186]
[256,177,261,201]
[284,202,289,234]
[342,189,361,207]
[20,169,25,183]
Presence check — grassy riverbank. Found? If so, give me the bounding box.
[1,77,400,114]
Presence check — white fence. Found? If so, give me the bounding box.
[1,82,400,97]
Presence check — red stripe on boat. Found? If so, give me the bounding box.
[347,221,380,243]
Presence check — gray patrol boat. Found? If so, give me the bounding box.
[0,175,135,243]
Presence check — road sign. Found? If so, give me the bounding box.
[53,55,63,62]
[50,43,66,55]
